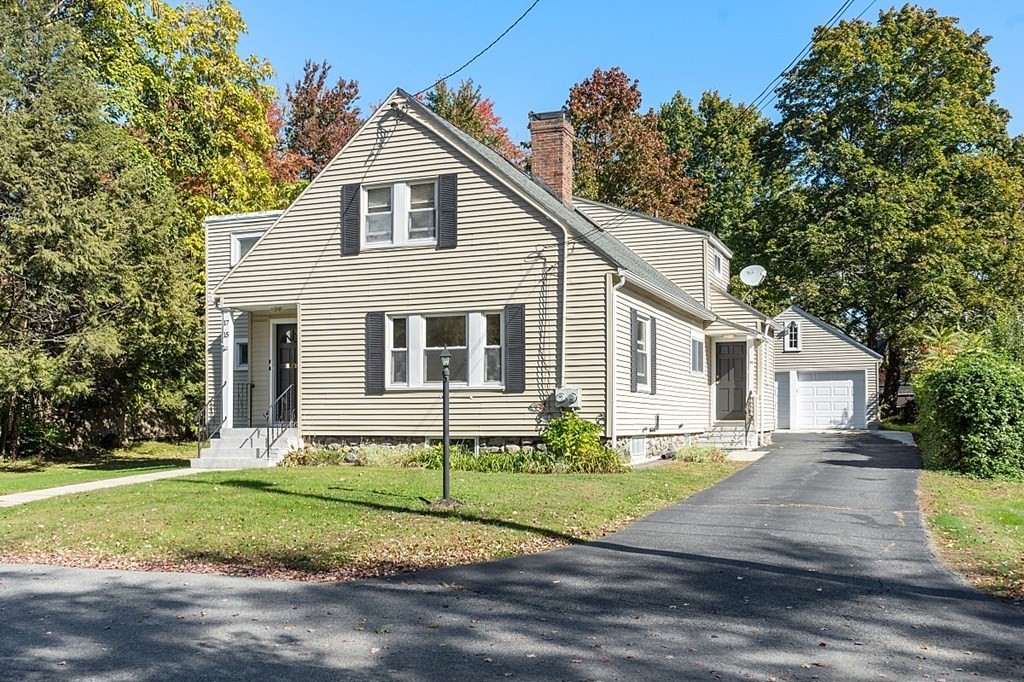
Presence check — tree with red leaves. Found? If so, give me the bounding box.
[568,67,703,224]
[284,60,362,181]
[425,79,523,165]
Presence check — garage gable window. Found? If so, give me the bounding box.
[784,321,802,352]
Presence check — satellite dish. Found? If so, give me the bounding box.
[740,264,767,287]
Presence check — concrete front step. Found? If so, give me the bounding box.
[198,447,265,459]
[189,457,276,469]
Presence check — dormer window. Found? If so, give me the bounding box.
[714,251,723,275]
[363,181,437,248]
[784,321,802,352]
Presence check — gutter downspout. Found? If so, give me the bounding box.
[608,272,626,447]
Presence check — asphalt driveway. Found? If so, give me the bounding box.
[2,432,1022,681]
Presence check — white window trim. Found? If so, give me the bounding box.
[635,314,651,392]
[230,230,265,267]
[784,321,802,352]
[361,180,438,250]
[385,311,505,390]
[714,251,723,275]
[690,331,706,375]
[234,338,249,370]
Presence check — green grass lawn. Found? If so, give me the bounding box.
[920,471,1024,603]
[0,461,740,580]
[0,442,193,495]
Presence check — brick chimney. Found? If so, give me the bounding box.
[529,110,574,206]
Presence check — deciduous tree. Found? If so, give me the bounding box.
[568,67,703,224]
[425,79,523,165]
[283,59,362,181]
[768,6,1024,414]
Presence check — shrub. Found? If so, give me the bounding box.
[279,447,349,467]
[543,412,629,473]
[917,352,1024,479]
[406,444,560,474]
[674,444,727,463]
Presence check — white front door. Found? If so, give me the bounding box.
[795,371,865,429]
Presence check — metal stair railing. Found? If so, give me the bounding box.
[194,382,227,459]
[264,385,296,459]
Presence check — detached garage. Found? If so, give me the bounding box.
[774,306,882,430]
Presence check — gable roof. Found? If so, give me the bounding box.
[711,285,783,331]
[776,305,883,360]
[393,89,714,322]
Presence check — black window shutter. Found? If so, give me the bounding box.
[437,173,458,250]
[630,307,638,393]
[365,312,385,395]
[341,183,360,256]
[504,303,525,393]
[650,317,657,395]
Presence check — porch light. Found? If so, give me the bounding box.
[440,347,452,369]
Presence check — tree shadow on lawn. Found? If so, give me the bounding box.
[183,477,584,545]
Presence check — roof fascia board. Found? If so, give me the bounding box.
[618,269,716,322]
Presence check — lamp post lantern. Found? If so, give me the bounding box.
[440,346,451,501]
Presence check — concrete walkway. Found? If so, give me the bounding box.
[1,432,1022,680]
[0,468,199,508]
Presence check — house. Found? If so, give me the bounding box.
[192,88,781,469]
[773,306,883,430]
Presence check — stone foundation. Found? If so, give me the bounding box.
[306,435,546,455]
[612,433,700,459]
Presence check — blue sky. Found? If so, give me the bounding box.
[233,1,1024,143]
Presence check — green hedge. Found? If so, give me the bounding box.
[917,352,1024,478]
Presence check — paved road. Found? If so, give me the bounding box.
[2,433,1022,681]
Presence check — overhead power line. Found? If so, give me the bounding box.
[415,0,542,96]
[749,0,856,112]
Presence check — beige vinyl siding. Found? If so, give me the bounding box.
[216,100,614,438]
[707,243,730,291]
[615,286,709,436]
[763,337,776,431]
[564,247,609,426]
[204,215,276,407]
[709,288,762,331]
[775,309,881,428]
[575,200,707,305]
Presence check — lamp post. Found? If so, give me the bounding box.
[440,346,451,502]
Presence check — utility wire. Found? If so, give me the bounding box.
[749,0,856,112]
[755,0,881,115]
[414,0,542,96]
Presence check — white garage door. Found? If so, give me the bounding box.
[795,371,865,429]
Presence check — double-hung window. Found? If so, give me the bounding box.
[635,315,651,391]
[424,315,468,383]
[363,181,437,248]
[784,321,801,352]
[690,333,705,374]
[386,311,503,388]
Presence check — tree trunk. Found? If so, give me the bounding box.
[880,344,903,421]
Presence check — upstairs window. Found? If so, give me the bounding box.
[363,181,437,248]
[784,321,802,352]
[231,230,264,266]
[408,182,437,241]
[365,186,393,244]
[714,251,723,275]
